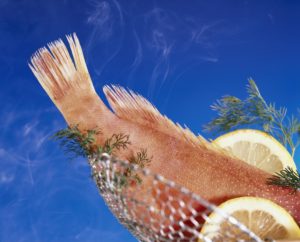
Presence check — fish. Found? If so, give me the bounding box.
[29,33,300,229]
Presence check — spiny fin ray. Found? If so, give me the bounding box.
[29,33,95,104]
[103,85,233,157]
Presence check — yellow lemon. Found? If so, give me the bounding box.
[213,129,296,173]
[200,197,300,241]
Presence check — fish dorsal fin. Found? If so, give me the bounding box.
[103,85,233,157]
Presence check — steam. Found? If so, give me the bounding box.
[127,29,143,85]
[84,1,237,100]
[85,0,124,79]
[87,1,114,40]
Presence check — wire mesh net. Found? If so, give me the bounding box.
[89,153,264,242]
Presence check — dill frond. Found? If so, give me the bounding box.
[206,79,300,191]
[52,125,100,158]
[205,78,300,157]
[103,133,131,155]
[53,125,151,188]
[205,96,254,132]
[124,148,153,185]
[130,148,152,168]
[267,167,300,193]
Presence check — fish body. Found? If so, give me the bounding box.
[29,34,300,225]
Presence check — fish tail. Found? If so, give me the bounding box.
[29,33,111,126]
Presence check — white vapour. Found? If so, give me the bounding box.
[85,0,124,79]
[84,1,238,101]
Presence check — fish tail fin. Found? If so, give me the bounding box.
[29,33,110,125]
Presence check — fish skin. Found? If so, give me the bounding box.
[29,34,300,225]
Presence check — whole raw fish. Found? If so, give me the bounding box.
[29,34,300,226]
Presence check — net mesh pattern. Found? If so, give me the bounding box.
[89,153,263,242]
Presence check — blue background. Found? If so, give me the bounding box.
[1,0,300,241]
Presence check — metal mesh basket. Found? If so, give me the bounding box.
[89,153,264,242]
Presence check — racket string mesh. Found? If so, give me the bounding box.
[90,154,263,242]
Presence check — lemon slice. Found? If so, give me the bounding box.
[200,197,300,241]
[213,129,296,173]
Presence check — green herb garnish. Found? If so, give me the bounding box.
[205,79,300,158]
[206,79,300,191]
[129,149,152,168]
[52,125,100,158]
[267,167,300,193]
[52,125,151,188]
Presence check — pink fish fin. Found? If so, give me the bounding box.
[103,85,233,157]
[29,33,96,106]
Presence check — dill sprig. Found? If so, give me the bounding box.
[205,79,300,192]
[205,79,300,157]
[102,133,131,155]
[52,125,130,158]
[52,125,151,188]
[130,149,152,168]
[52,125,100,158]
[121,149,153,185]
[267,167,300,192]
